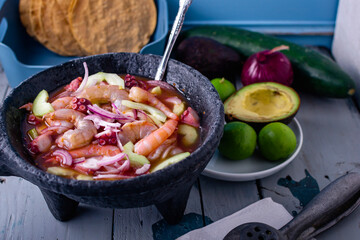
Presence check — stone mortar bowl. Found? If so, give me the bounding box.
[0,53,224,223]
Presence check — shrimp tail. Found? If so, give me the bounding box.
[134,119,178,156]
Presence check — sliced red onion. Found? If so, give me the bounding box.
[75,157,101,170]
[162,146,176,160]
[132,109,137,119]
[75,153,127,173]
[88,104,135,122]
[135,164,150,175]
[73,157,86,164]
[83,114,102,129]
[180,107,200,128]
[93,174,132,180]
[146,80,176,92]
[95,129,112,138]
[96,153,126,167]
[118,157,130,172]
[87,104,119,119]
[74,62,89,94]
[136,109,156,125]
[164,96,182,105]
[116,132,124,151]
[96,157,130,174]
[96,166,121,175]
[84,114,122,129]
[52,149,73,166]
[112,100,122,111]
[103,126,120,132]
[52,90,72,100]
[100,121,121,128]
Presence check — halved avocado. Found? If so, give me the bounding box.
[224,82,300,129]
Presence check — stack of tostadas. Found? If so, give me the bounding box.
[19,0,157,56]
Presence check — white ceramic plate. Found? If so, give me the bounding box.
[202,118,303,182]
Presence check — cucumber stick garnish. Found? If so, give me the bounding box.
[32,90,54,117]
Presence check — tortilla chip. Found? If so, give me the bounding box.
[19,0,157,56]
[68,0,157,55]
[54,0,87,55]
[19,0,34,37]
[29,0,47,44]
[40,0,68,55]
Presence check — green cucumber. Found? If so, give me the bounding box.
[32,90,54,117]
[27,128,39,140]
[180,26,355,98]
[150,152,190,173]
[178,124,199,147]
[86,72,125,89]
[123,142,150,167]
[121,100,167,122]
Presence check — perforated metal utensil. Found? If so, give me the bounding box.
[154,0,192,81]
[224,172,360,240]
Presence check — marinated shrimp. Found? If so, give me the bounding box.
[76,85,130,111]
[129,87,179,120]
[117,120,157,145]
[22,70,200,180]
[147,137,184,162]
[51,97,74,110]
[31,132,53,153]
[134,119,179,156]
[68,144,121,158]
[45,109,97,150]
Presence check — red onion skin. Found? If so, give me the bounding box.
[241,48,293,86]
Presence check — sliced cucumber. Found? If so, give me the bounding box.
[32,90,54,117]
[151,152,190,172]
[47,167,77,177]
[27,128,39,141]
[86,72,125,89]
[47,167,93,180]
[121,100,167,122]
[173,102,186,116]
[76,175,94,181]
[178,124,199,147]
[123,142,150,167]
[150,86,162,95]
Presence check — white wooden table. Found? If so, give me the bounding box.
[1,65,360,239]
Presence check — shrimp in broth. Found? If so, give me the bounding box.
[21,65,201,180]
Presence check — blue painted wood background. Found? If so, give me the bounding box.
[167,0,339,47]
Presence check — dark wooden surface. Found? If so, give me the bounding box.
[1,68,360,239]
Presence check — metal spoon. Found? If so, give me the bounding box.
[223,172,360,240]
[154,0,192,81]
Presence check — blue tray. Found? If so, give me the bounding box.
[0,0,168,88]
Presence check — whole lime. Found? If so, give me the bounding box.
[211,78,236,102]
[218,121,257,160]
[258,122,297,161]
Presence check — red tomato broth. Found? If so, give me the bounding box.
[21,74,201,180]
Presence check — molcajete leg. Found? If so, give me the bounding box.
[155,184,192,224]
[0,164,13,176]
[40,188,79,221]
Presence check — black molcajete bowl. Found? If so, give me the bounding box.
[0,53,224,223]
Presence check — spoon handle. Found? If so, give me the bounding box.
[280,172,360,240]
[154,0,192,81]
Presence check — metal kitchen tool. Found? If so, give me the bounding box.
[154,0,192,81]
[224,172,360,240]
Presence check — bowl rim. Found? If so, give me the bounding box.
[0,52,224,195]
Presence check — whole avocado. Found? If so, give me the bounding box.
[175,36,242,82]
[180,26,355,98]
